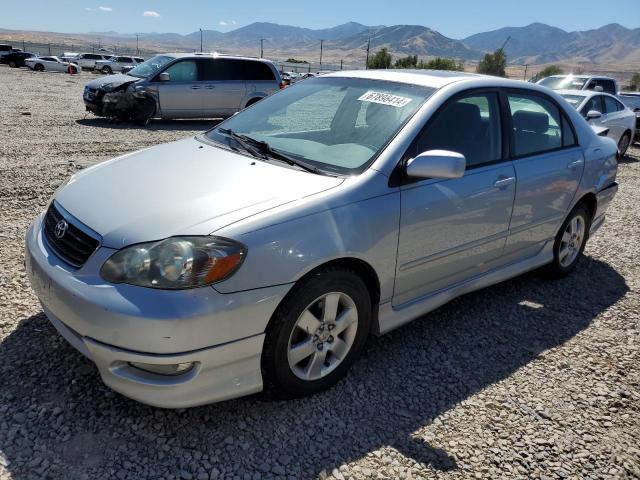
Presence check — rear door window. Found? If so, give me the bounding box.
[603,96,620,114]
[507,92,571,157]
[199,59,235,81]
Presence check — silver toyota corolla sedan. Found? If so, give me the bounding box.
[25,70,619,408]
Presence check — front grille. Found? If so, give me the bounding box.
[43,203,100,268]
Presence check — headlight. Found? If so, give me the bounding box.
[100,236,246,289]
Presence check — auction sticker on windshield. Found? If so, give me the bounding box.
[358,91,413,108]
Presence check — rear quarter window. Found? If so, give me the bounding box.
[239,61,276,81]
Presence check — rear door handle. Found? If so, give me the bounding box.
[494,177,515,189]
[567,159,584,169]
[204,85,215,90]
[191,85,201,90]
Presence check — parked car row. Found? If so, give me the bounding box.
[536,74,637,152]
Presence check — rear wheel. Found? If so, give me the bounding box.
[70,66,78,74]
[544,204,591,278]
[262,268,372,399]
[8,60,16,68]
[618,132,631,159]
[102,66,112,74]
[34,63,44,72]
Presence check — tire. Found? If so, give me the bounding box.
[261,267,372,399]
[102,66,112,75]
[70,66,78,74]
[618,132,631,159]
[544,203,591,278]
[8,60,16,68]
[34,63,44,72]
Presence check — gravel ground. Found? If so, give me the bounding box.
[0,65,639,480]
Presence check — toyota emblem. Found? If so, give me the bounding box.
[54,219,69,239]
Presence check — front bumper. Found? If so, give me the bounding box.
[25,213,293,407]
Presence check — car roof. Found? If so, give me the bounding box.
[160,52,276,64]
[324,69,484,88]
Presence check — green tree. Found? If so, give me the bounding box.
[367,48,393,69]
[630,73,640,91]
[421,57,464,71]
[476,48,507,77]
[537,65,564,79]
[394,55,418,69]
[285,58,309,64]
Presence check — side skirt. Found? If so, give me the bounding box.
[375,241,554,335]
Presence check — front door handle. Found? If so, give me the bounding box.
[567,159,584,169]
[494,176,515,189]
[204,85,215,90]
[191,85,201,90]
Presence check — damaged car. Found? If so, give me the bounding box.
[83,53,282,125]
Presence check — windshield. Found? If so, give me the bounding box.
[128,54,175,78]
[206,77,434,175]
[538,76,589,90]
[559,94,586,109]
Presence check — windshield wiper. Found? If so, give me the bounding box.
[218,128,324,175]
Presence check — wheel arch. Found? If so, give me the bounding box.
[575,192,597,221]
[266,256,382,332]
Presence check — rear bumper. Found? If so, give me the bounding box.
[591,182,618,236]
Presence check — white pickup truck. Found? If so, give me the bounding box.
[94,56,145,74]
[537,75,619,96]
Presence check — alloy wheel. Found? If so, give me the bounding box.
[287,292,358,381]
[559,215,585,267]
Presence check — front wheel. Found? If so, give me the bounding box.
[34,63,44,72]
[261,268,372,399]
[8,60,16,68]
[102,66,112,74]
[544,204,591,278]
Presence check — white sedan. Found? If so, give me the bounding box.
[25,56,79,74]
[558,89,636,157]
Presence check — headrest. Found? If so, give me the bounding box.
[513,110,549,134]
[436,102,482,137]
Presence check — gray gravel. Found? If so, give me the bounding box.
[1,65,639,480]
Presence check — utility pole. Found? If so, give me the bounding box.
[200,28,203,53]
[319,39,324,69]
[523,64,528,81]
[365,32,371,70]
[260,38,265,58]
[340,59,343,70]
[135,34,139,55]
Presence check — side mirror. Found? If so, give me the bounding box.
[406,150,466,180]
[158,72,170,82]
[586,110,602,120]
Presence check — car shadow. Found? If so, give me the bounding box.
[75,117,222,132]
[0,257,628,479]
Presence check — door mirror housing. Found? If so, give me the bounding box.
[406,150,466,180]
[586,109,602,120]
[158,72,171,82]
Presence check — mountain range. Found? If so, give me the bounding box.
[1,21,639,66]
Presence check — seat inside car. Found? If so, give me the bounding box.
[512,110,552,156]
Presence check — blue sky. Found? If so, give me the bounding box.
[1,0,637,39]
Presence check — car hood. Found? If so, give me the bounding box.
[85,73,140,90]
[55,137,344,248]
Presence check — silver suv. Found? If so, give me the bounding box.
[83,53,282,122]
